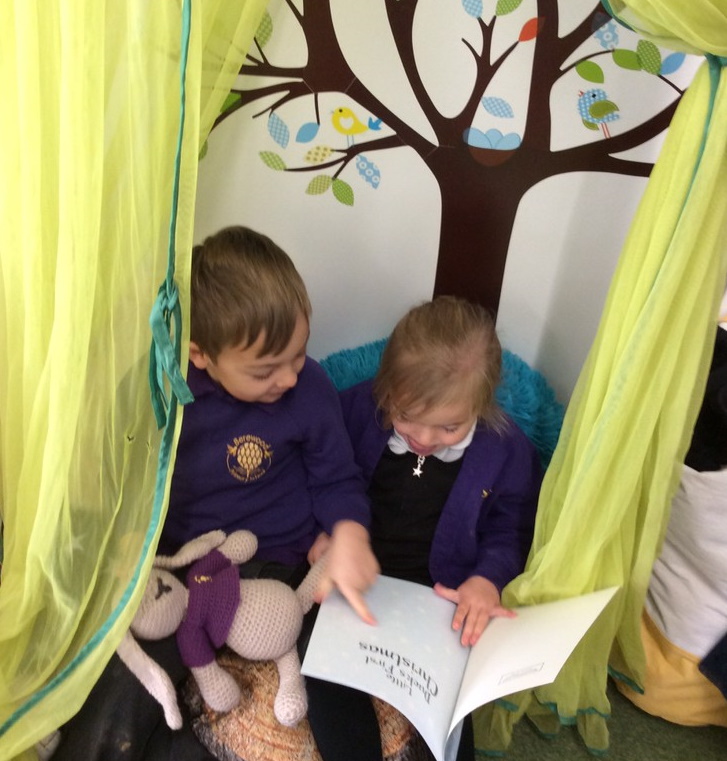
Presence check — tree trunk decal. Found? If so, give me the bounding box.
[212,0,687,315]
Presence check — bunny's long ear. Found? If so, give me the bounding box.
[117,631,183,729]
[154,529,226,569]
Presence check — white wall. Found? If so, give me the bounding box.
[497,172,650,403]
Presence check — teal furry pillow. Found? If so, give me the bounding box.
[320,338,563,468]
[320,338,388,392]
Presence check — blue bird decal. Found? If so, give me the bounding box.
[578,88,619,138]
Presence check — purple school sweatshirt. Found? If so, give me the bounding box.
[161,358,370,565]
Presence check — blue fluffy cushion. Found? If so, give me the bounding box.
[320,338,563,468]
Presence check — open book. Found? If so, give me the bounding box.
[301,576,618,761]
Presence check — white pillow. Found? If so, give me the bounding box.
[645,464,727,657]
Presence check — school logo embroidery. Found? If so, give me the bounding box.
[226,435,273,483]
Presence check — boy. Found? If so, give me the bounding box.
[160,225,378,619]
[53,226,377,761]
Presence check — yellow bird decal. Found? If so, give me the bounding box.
[331,106,374,146]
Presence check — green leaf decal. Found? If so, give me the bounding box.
[306,176,333,195]
[612,48,641,71]
[256,12,273,48]
[259,152,286,171]
[575,61,605,83]
[332,179,354,206]
[637,39,661,75]
[220,92,242,117]
[495,0,524,14]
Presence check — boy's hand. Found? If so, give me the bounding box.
[434,575,515,646]
[316,520,379,624]
[307,531,331,565]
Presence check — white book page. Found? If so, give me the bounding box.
[301,575,469,761]
[450,586,619,731]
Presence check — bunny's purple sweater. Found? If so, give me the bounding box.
[177,549,240,668]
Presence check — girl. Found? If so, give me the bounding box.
[305,295,543,761]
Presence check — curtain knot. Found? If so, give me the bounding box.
[149,278,194,429]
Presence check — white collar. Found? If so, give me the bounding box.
[387,422,476,463]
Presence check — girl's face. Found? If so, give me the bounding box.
[391,400,476,457]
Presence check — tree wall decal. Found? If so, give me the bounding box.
[212,0,688,315]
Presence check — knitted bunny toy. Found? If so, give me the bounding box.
[118,529,324,729]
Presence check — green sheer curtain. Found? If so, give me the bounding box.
[0,2,266,759]
[475,0,727,754]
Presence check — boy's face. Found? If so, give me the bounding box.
[391,400,476,457]
[190,313,309,403]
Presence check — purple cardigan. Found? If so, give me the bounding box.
[161,358,370,564]
[339,380,542,591]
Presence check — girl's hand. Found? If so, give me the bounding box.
[316,520,380,624]
[434,575,515,646]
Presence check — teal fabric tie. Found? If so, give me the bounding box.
[148,0,194,428]
[697,54,726,185]
[149,280,194,429]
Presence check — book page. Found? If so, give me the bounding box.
[301,575,468,761]
[450,586,619,730]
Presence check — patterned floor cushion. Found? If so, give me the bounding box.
[183,651,431,761]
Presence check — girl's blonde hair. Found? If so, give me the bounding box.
[190,226,311,360]
[373,296,506,430]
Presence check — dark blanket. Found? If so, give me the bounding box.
[53,637,215,761]
[700,630,727,700]
[685,326,727,472]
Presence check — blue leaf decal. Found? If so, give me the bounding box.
[268,113,290,149]
[593,20,619,50]
[356,155,381,189]
[590,11,610,33]
[296,122,320,143]
[660,52,686,76]
[463,128,493,148]
[497,133,522,150]
[484,129,505,145]
[481,96,514,118]
[464,128,521,151]
[461,0,483,17]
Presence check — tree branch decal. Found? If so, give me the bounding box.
[210,0,688,313]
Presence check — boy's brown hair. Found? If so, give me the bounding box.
[190,226,311,360]
[373,295,505,430]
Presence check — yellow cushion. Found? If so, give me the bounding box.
[616,611,727,728]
